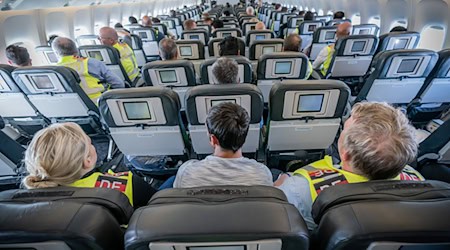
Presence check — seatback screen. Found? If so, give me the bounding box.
[188,246,245,250]
[250,25,256,30]
[139,32,148,39]
[222,32,232,37]
[88,51,104,61]
[351,41,366,52]
[308,25,317,32]
[275,61,292,74]
[159,70,178,84]
[297,94,324,112]
[190,35,200,40]
[210,99,237,107]
[262,46,275,54]
[179,46,193,56]
[255,35,265,40]
[324,31,335,40]
[358,29,370,35]
[393,38,408,50]
[30,75,54,90]
[397,59,420,74]
[123,101,151,120]
[46,52,58,63]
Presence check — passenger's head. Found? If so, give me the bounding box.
[158,38,178,60]
[204,17,213,26]
[51,37,79,58]
[219,36,240,56]
[184,19,197,30]
[255,21,266,30]
[99,27,119,46]
[338,102,418,180]
[129,16,138,24]
[47,35,59,46]
[5,44,32,67]
[298,10,306,17]
[206,103,250,153]
[202,13,210,19]
[275,3,282,11]
[170,10,177,18]
[390,26,408,32]
[304,11,314,21]
[142,15,152,27]
[212,19,224,31]
[281,6,288,12]
[333,11,345,19]
[212,57,239,84]
[246,6,255,15]
[114,23,124,29]
[249,17,259,23]
[223,10,231,16]
[152,17,161,24]
[283,34,302,52]
[336,22,352,40]
[22,122,97,189]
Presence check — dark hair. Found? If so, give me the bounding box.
[212,19,224,29]
[298,11,305,16]
[223,10,231,16]
[152,17,161,23]
[129,16,138,24]
[281,7,288,12]
[334,11,345,19]
[304,11,314,21]
[6,44,31,66]
[114,23,124,29]
[275,3,281,9]
[206,103,250,152]
[47,34,59,46]
[390,26,407,32]
[219,36,239,56]
[283,34,302,52]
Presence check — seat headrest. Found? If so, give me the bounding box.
[142,59,196,86]
[0,187,134,224]
[78,45,121,65]
[312,26,337,43]
[298,20,325,35]
[129,34,143,49]
[76,34,101,46]
[351,24,379,35]
[212,28,243,38]
[257,52,310,80]
[430,48,450,78]
[208,37,246,57]
[334,35,379,56]
[99,86,181,127]
[176,40,205,59]
[0,64,20,93]
[249,39,284,60]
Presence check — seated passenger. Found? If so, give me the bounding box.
[142,16,165,42]
[312,22,352,76]
[204,17,213,26]
[158,38,178,60]
[212,19,224,33]
[255,21,266,30]
[275,102,424,230]
[390,26,408,32]
[22,122,156,207]
[327,11,346,25]
[184,19,197,30]
[219,36,240,56]
[223,10,231,17]
[114,23,133,48]
[170,103,273,188]
[128,16,139,25]
[99,27,140,82]
[5,44,32,67]
[283,34,312,79]
[212,57,239,84]
[51,37,124,102]
[246,6,255,16]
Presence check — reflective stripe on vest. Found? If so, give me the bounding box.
[113,43,139,81]
[321,46,334,76]
[58,56,104,103]
[69,171,134,206]
[293,155,425,201]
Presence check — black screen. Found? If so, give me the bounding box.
[31,75,54,90]
[159,70,178,84]
[275,61,292,74]
[250,25,256,30]
[222,32,232,37]
[190,35,200,40]
[139,32,148,39]
[351,41,366,52]
[297,94,324,112]
[210,99,237,107]
[123,101,152,120]
[397,59,420,74]
[308,25,317,32]
[324,31,335,40]
[393,38,408,50]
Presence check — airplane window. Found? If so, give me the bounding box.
[351,14,361,26]
[123,101,152,121]
[159,70,178,84]
[297,94,324,112]
[318,9,324,16]
[390,20,408,31]
[418,25,446,51]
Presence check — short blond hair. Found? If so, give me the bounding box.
[342,102,418,180]
[23,122,91,189]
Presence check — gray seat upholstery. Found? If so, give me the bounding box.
[200,55,253,84]
[309,26,337,61]
[212,28,243,38]
[185,84,263,154]
[224,21,239,29]
[245,30,276,46]
[312,180,450,250]
[356,49,438,104]
[242,21,258,35]
[286,16,304,35]
[125,186,310,250]
[376,31,421,54]
[75,34,101,46]
[208,37,246,57]
[298,21,325,51]
[129,34,147,67]
[176,40,205,79]
[249,38,284,61]
[35,46,59,65]
[417,119,450,165]
[181,29,209,45]
[351,24,380,36]
[130,27,160,60]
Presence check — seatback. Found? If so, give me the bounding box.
[357,49,438,104]
[129,34,147,67]
[310,26,337,61]
[212,28,243,38]
[208,37,246,57]
[286,16,304,34]
[130,27,159,60]
[0,64,47,136]
[99,87,187,156]
[312,180,450,250]
[298,20,325,51]
[125,186,310,250]
[376,31,420,54]
[185,84,263,154]
[224,21,239,28]
[315,15,332,23]
[142,60,197,109]
[249,39,284,60]
[351,24,379,36]
[176,40,205,79]
[75,34,101,46]
[418,119,450,165]
[257,52,310,102]
[326,35,379,78]
[415,48,450,104]
[0,116,25,174]
[200,55,253,84]
[245,30,276,46]
[196,24,212,37]
[35,46,59,65]
[0,201,124,250]
[12,66,104,135]
[242,21,258,35]
[181,29,209,45]
[161,18,178,38]
[152,23,167,36]
[326,19,351,26]
[268,80,350,152]
[78,44,132,84]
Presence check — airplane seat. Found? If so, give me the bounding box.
[161,18,178,38]
[223,21,239,29]
[356,49,438,105]
[286,16,304,35]
[196,24,212,37]
[152,23,168,36]
[351,24,380,36]
[75,34,102,46]
[246,30,276,46]
[311,180,450,250]
[0,187,133,224]
[325,34,379,79]
[249,39,284,70]
[200,55,253,84]
[129,34,147,68]
[130,27,160,61]
[78,44,132,85]
[272,11,284,32]
[257,52,310,102]
[176,40,205,79]
[242,21,258,35]
[309,26,337,61]
[326,19,351,27]
[298,21,326,51]
[125,185,310,250]
[141,60,197,109]
[208,37,246,57]
[98,87,188,175]
[35,46,59,65]
[0,64,48,137]
[0,201,124,250]
[12,66,105,136]
[267,80,350,158]
[0,116,24,190]
[185,84,263,155]
[181,30,209,46]
[212,27,243,38]
[238,15,254,26]
[376,31,420,54]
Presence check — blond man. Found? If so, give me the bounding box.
[275,102,424,230]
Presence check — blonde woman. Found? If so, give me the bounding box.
[22,122,155,207]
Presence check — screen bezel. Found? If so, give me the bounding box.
[274,61,292,75]
[351,41,366,53]
[396,59,420,74]
[158,70,179,84]
[122,101,152,121]
[29,75,55,90]
[296,94,325,113]
[87,50,104,61]
[262,46,276,55]
[179,46,193,57]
